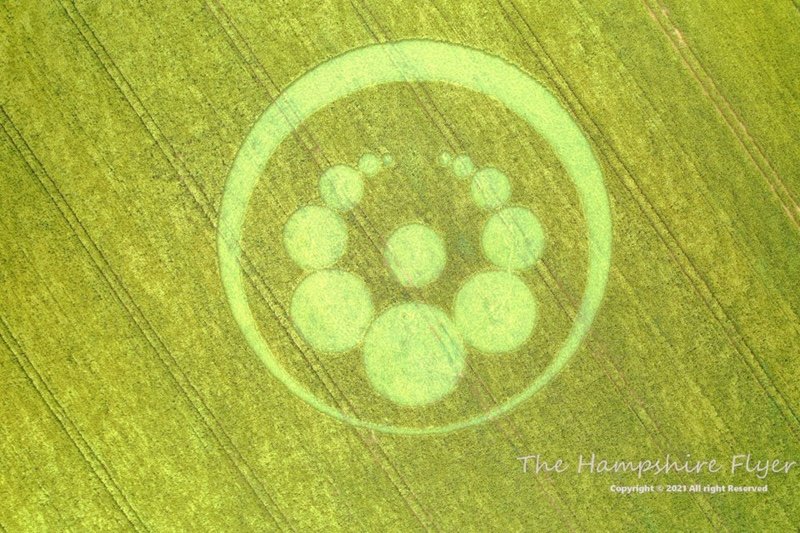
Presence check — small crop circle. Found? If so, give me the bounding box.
[283,206,348,270]
[452,154,475,178]
[363,302,465,406]
[453,271,537,353]
[319,165,364,211]
[357,153,382,177]
[290,270,374,353]
[471,167,511,211]
[437,151,453,167]
[482,207,545,270]
[384,223,446,288]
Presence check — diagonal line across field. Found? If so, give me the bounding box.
[0,311,148,532]
[641,0,800,232]
[496,0,800,443]
[0,105,292,531]
[54,1,438,530]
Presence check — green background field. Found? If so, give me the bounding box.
[1,1,799,531]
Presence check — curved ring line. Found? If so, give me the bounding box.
[217,39,612,435]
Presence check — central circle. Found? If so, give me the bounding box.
[384,223,446,288]
[363,302,465,406]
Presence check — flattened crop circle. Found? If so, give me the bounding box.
[217,40,612,435]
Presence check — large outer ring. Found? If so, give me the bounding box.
[217,40,612,435]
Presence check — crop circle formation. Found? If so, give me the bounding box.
[217,40,612,435]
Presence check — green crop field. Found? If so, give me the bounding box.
[1,1,799,531]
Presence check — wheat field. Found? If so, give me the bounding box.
[1,1,799,531]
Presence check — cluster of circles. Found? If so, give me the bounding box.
[284,152,546,408]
